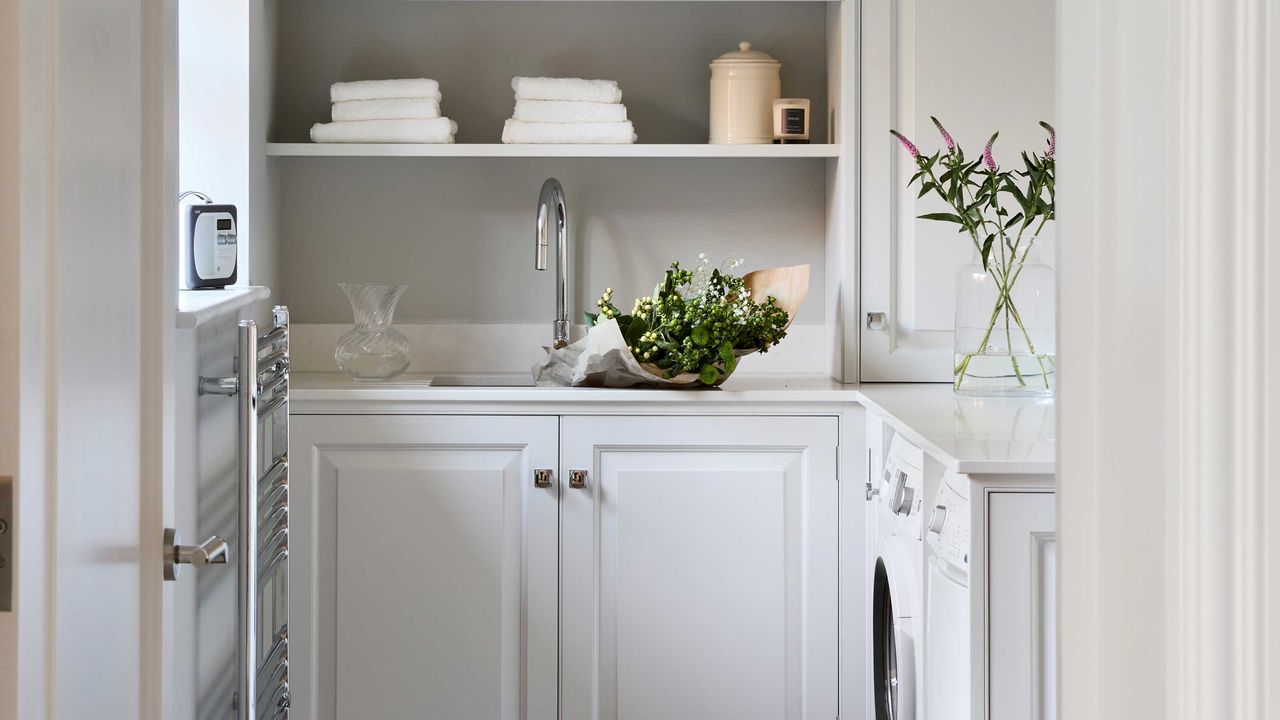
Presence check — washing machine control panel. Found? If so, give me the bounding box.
[881,434,925,535]
[927,480,970,568]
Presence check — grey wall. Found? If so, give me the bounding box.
[275,157,829,324]
[273,1,829,144]
[268,1,831,327]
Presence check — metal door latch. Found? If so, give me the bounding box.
[163,528,229,581]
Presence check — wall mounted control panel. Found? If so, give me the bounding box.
[185,203,238,289]
[1,475,11,611]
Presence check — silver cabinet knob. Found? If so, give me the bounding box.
[163,528,229,581]
[928,505,947,534]
[866,312,888,331]
[569,470,588,489]
[534,468,554,488]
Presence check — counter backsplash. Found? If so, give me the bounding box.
[287,322,832,377]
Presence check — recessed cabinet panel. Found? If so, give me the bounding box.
[334,454,514,719]
[291,415,559,720]
[987,491,1056,720]
[609,463,791,718]
[560,416,839,720]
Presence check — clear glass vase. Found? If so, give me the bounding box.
[953,245,1055,396]
[335,283,411,381]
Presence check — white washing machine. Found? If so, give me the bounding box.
[871,429,927,720]
[924,471,971,719]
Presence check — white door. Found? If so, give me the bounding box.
[290,414,560,720]
[987,492,1055,720]
[859,0,1056,381]
[0,0,177,714]
[560,415,839,720]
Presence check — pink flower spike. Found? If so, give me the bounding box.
[1039,121,1056,159]
[890,129,920,158]
[982,132,999,170]
[931,116,956,152]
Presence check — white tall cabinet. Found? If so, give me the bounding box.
[858,0,1056,381]
[291,413,840,720]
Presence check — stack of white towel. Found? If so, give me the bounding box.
[501,77,637,144]
[310,79,457,144]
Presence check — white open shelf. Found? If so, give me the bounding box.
[266,143,840,159]
[176,286,271,329]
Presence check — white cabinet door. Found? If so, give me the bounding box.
[859,0,1056,380]
[987,492,1055,720]
[560,416,839,720]
[290,415,559,720]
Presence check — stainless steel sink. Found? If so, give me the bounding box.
[429,374,536,388]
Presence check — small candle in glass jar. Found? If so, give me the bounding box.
[773,98,811,143]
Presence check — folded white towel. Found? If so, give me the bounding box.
[502,119,636,145]
[310,118,458,144]
[332,98,442,122]
[512,77,622,104]
[512,100,628,124]
[330,79,441,103]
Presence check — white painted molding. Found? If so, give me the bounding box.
[1058,0,1280,717]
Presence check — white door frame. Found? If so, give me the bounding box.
[1,0,177,716]
[1058,0,1280,716]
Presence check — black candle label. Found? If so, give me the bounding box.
[783,108,806,134]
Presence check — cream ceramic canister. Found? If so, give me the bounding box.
[709,41,782,144]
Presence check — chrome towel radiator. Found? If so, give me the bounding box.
[203,306,291,719]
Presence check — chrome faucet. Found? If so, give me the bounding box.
[535,177,570,349]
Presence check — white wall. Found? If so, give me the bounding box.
[262,0,832,372]
[275,158,828,325]
[179,0,251,287]
[175,3,257,715]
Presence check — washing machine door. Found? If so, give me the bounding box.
[873,555,918,720]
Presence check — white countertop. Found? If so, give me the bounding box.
[290,373,1055,475]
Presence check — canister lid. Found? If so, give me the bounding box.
[711,41,780,66]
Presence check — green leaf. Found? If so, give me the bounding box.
[624,316,649,347]
[584,311,599,326]
[1003,212,1025,229]
[917,181,936,199]
[1003,178,1030,213]
[980,234,995,271]
[917,212,965,224]
[698,364,719,385]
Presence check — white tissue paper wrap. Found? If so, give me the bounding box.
[532,319,704,388]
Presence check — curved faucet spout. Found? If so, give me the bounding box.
[535,178,570,349]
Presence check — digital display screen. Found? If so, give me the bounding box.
[217,218,232,231]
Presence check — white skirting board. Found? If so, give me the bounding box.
[288,322,831,376]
